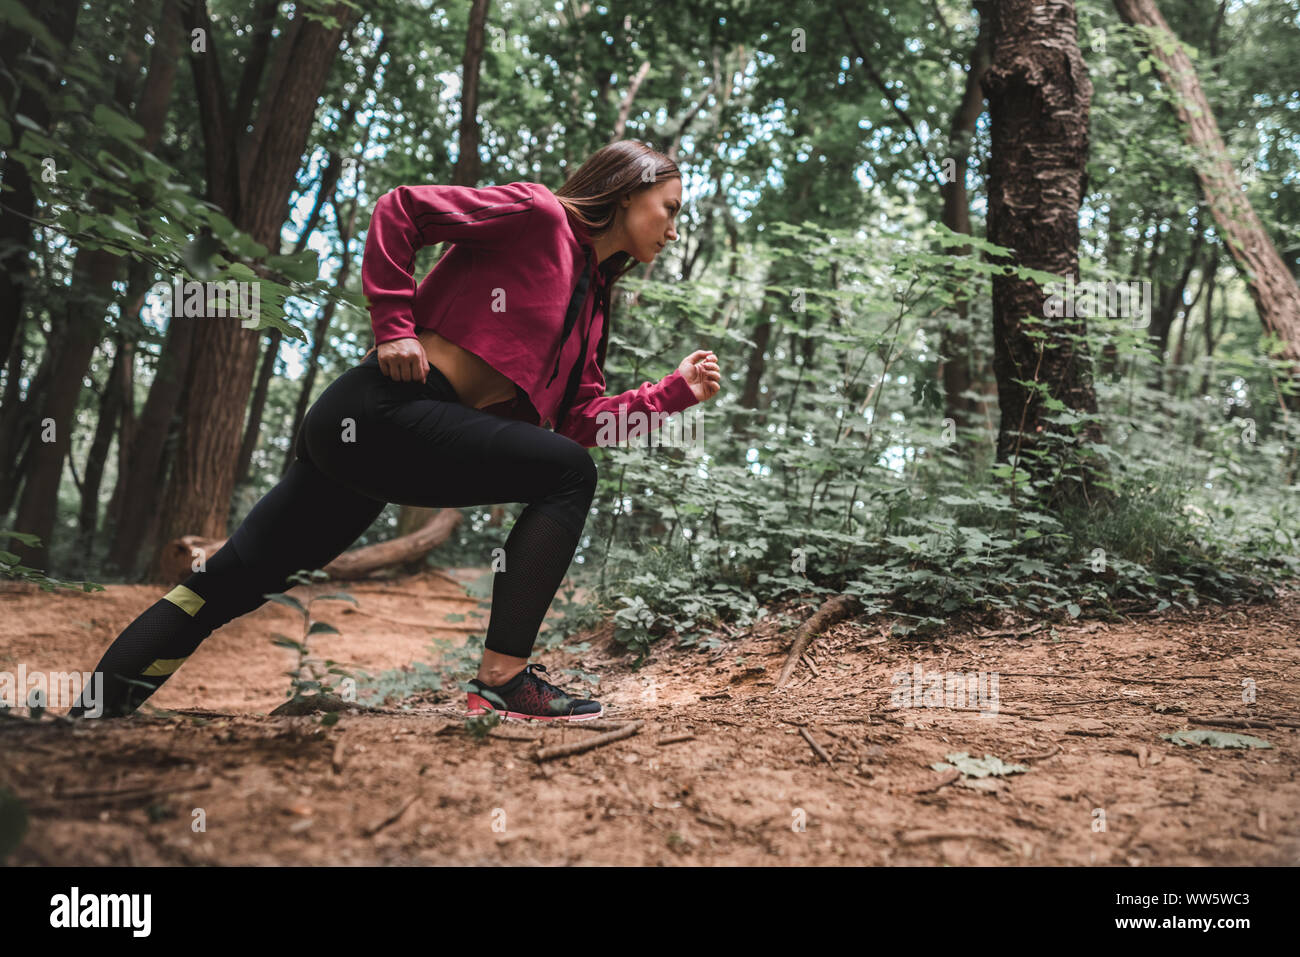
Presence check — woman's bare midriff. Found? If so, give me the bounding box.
[413,329,520,410]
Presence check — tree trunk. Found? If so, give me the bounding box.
[104,320,197,576]
[1113,0,1300,398]
[940,3,992,446]
[12,250,119,569]
[78,258,149,565]
[146,2,355,581]
[72,334,129,571]
[452,0,492,187]
[1150,217,1205,389]
[235,328,283,485]
[0,0,80,367]
[8,0,182,570]
[983,0,1106,508]
[0,326,57,516]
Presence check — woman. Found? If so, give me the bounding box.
[69,140,721,723]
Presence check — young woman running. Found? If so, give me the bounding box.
[68,140,721,723]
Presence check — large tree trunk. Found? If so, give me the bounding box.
[984,0,1107,508]
[1113,0,1300,398]
[146,2,354,581]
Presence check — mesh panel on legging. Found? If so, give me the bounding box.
[483,506,581,658]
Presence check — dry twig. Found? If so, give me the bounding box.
[535,720,644,763]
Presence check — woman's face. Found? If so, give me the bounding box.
[619,178,682,263]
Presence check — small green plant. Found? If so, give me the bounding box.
[145,802,178,822]
[463,708,502,740]
[264,570,358,709]
[0,531,104,593]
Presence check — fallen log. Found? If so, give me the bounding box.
[155,508,462,583]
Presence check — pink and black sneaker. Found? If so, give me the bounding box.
[466,663,603,721]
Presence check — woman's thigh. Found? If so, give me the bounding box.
[225,458,387,576]
[301,361,596,516]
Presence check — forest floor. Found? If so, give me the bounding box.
[1,569,1297,866]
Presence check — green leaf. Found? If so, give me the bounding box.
[263,593,306,613]
[1066,603,1081,618]
[92,103,146,144]
[307,621,340,636]
[312,592,358,605]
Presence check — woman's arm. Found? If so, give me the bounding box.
[556,347,714,448]
[361,181,539,345]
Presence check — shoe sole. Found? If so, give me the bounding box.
[465,692,603,722]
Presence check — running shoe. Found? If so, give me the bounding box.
[465,663,603,721]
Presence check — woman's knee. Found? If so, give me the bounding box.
[552,436,598,499]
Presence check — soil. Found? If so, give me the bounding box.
[1,569,1297,866]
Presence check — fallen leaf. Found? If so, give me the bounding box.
[930,752,1029,778]
[1160,730,1273,749]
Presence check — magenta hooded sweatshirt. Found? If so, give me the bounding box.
[361,180,699,447]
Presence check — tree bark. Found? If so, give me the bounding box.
[282,194,360,476]
[1150,217,1204,389]
[73,334,129,571]
[939,4,992,443]
[0,0,80,368]
[146,2,355,581]
[983,0,1106,508]
[13,245,121,569]
[1113,0,1300,398]
[452,0,492,187]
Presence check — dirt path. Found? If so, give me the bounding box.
[2,573,1297,865]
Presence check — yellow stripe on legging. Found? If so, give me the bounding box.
[162,584,205,616]
[142,656,189,677]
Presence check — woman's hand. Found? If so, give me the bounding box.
[377,337,429,382]
[678,349,721,402]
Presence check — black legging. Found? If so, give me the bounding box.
[69,350,597,718]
